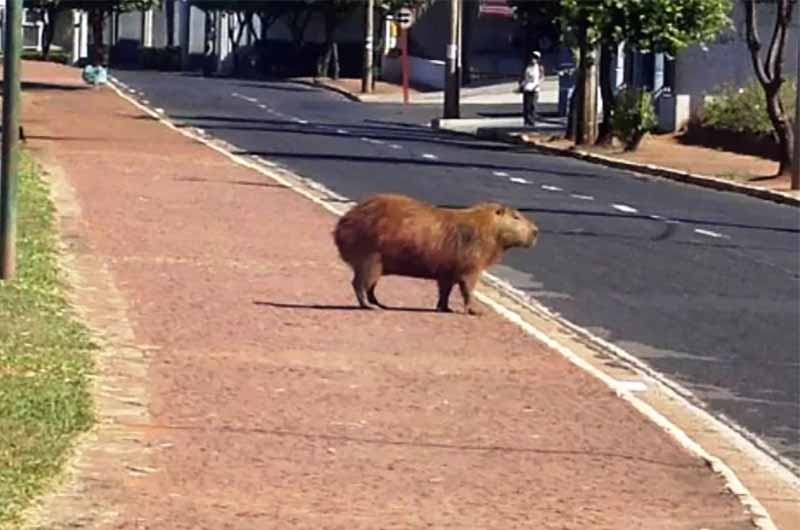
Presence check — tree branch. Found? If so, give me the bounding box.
[743,0,770,86]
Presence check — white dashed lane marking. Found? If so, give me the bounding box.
[694,228,729,239]
[493,171,510,177]
[510,177,531,184]
[336,129,349,134]
[611,204,638,214]
[422,153,438,160]
[389,144,403,149]
[571,194,594,201]
[541,185,563,192]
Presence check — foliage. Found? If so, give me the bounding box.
[24,0,160,11]
[611,87,658,150]
[555,0,732,54]
[0,153,95,528]
[702,78,797,135]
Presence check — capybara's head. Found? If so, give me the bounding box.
[487,204,539,249]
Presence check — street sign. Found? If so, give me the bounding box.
[396,7,414,29]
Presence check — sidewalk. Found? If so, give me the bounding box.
[20,61,754,530]
[304,75,559,105]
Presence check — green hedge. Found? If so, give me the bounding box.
[702,78,796,135]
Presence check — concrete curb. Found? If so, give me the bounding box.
[471,128,800,208]
[292,78,368,103]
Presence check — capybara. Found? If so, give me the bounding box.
[333,193,539,315]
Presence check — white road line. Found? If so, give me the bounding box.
[295,118,309,124]
[422,153,438,160]
[493,171,510,177]
[649,214,665,220]
[155,108,165,114]
[510,177,531,184]
[541,185,563,192]
[336,129,349,134]
[142,99,150,105]
[612,203,638,214]
[258,104,268,109]
[231,92,241,97]
[388,144,403,149]
[571,194,594,200]
[694,228,729,239]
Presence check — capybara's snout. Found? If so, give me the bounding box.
[526,223,539,247]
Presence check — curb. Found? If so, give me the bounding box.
[473,128,800,208]
[293,78,367,103]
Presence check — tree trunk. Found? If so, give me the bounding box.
[566,86,577,140]
[41,8,57,59]
[317,7,339,79]
[744,0,796,175]
[165,0,175,48]
[596,45,615,146]
[89,9,107,67]
[461,0,479,85]
[765,84,795,174]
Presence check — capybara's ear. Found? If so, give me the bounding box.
[495,206,506,216]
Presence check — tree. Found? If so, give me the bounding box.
[555,0,732,148]
[744,0,797,176]
[313,0,359,79]
[26,0,161,65]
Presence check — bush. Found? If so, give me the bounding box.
[611,87,658,151]
[702,78,797,135]
[21,50,71,65]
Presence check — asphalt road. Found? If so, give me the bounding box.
[113,70,800,470]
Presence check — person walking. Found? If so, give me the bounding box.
[519,51,544,127]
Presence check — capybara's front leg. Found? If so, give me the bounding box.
[436,279,454,312]
[459,273,482,316]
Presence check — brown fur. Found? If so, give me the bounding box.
[333,193,539,314]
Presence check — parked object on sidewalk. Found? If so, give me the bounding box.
[81,65,108,86]
[334,193,538,314]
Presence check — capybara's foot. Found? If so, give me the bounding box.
[367,290,388,309]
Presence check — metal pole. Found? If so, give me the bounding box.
[792,28,799,190]
[1,0,22,280]
[362,0,374,93]
[401,27,409,104]
[444,0,460,118]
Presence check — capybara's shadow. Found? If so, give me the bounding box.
[254,301,442,313]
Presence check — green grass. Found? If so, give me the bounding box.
[0,153,95,529]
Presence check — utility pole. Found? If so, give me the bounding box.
[444,0,460,118]
[361,0,374,93]
[792,28,799,190]
[1,0,22,279]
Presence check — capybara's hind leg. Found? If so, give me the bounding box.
[436,279,454,312]
[458,273,482,316]
[351,273,371,309]
[353,254,383,310]
[367,285,388,309]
